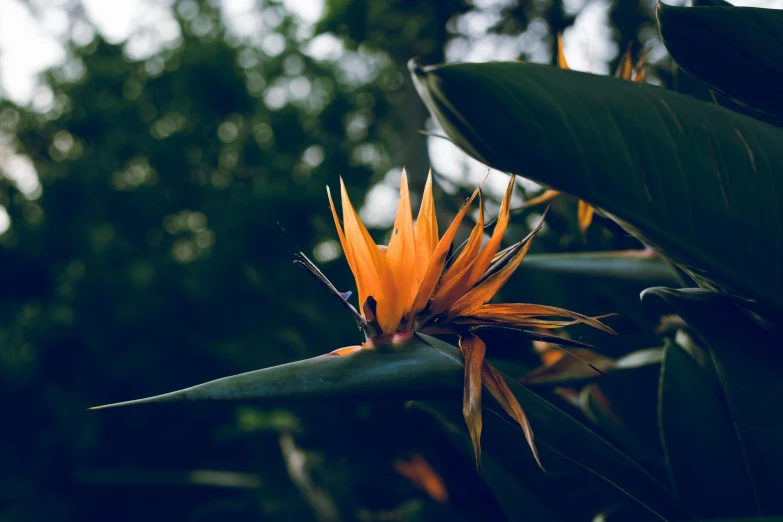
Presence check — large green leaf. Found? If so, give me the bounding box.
[657,3,783,126]
[659,339,758,518]
[409,60,783,317]
[90,339,463,409]
[95,333,690,520]
[643,288,783,516]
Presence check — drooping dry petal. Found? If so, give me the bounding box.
[339,178,401,333]
[411,187,479,315]
[460,333,486,470]
[481,361,544,471]
[386,169,418,314]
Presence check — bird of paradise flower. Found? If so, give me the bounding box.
[308,170,614,469]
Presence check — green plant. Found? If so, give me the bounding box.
[92,3,783,521]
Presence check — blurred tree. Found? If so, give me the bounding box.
[0,0,666,520]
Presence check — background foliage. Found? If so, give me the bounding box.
[0,0,750,521]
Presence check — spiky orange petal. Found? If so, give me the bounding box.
[328,186,365,309]
[429,192,485,315]
[521,189,560,209]
[339,178,401,333]
[460,333,486,470]
[447,212,545,318]
[412,170,439,305]
[386,169,418,315]
[614,43,634,80]
[464,177,515,286]
[456,303,616,334]
[433,177,515,316]
[440,191,484,285]
[633,49,649,83]
[577,199,594,237]
[557,32,569,70]
[411,187,479,315]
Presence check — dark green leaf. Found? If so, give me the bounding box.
[657,3,783,125]
[102,331,691,519]
[90,339,463,409]
[521,250,682,286]
[409,60,783,317]
[643,288,783,515]
[659,339,758,518]
[579,363,665,467]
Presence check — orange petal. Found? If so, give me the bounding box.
[412,170,439,305]
[386,169,418,313]
[433,177,515,315]
[339,178,402,333]
[447,210,545,318]
[521,347,613,385]
[325,346,363,356]
[464,177,515,285]
[328,186,364,306]
[577,200,594,236]
[463,316,614,330]
[393,454,449,504]
[614,43,633,80]
[557,32,569,70]
[633,68,646,83]
[455,303,616,334]
[411,187,479,315]
[460,333,486,470]
[440,191,484,284]
[633,49,649,83]
[520,189,560,209]
[482,361,544,470]
[429,192,485,315]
